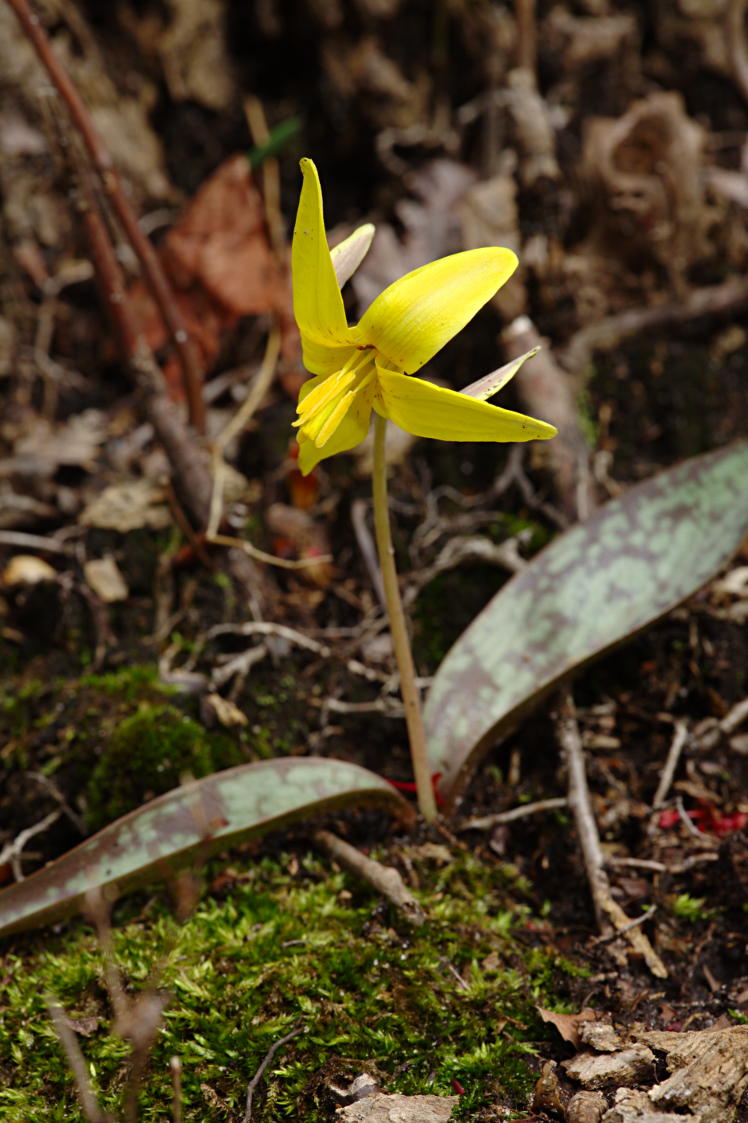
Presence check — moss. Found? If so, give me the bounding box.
[85,704,243,831]
[0,665,244,847]
[0,847,576,1122]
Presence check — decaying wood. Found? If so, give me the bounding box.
[602,1087,696,1123]
[568,1089,607,1123]
[336,1093,458,1122]
[563,1023,748,1123]
[638,1025,748,1123]
[563,1044,656,1091]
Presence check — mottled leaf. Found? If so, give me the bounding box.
[0,758,410,938]
[424,441,748,807]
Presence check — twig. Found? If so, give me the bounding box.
[594,906,657,946]
[26,771,87,835]
[351,498,386,611]
[208,621,393,685]
[0,809,60,880]
[0,530,74,555]
[726,0,748,104]
[653,720,689,808]
[322,697,404,717]
[170,1056,183,1123]
[242,1026,302,1123]
[46,1000,109,1123]
[42,76,267,615]
[458,797,568,832]
[675,796,719,847]
[514,0,536,73]
[562,275,748,373]
[208,532,331,572]
[314,830,426,925]
[207,326,280,538]
[721,695,748,735]
[556,691,668,978]
[4,0,206,433]
[83,889,127,1022]
[244,96,286,259]
[502,316,594,520]
[211,643,269,689]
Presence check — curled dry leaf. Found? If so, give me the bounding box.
[537,1006,598,1048]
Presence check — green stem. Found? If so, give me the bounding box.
[372,415,438,822]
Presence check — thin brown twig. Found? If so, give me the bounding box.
[556,690,668,978]
[314,829,426,925]
[562,274,748,373]
[514,0,537,73]
[726,0,748,104]
[45,90,268,614]
[46,1000,109,1123]
[242,1026,303,1123]
[0,809,60,880]
[653,720,689,808]
[458,797,568,832]
[4,0,206,433]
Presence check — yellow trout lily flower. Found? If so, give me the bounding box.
[292,158,556,474]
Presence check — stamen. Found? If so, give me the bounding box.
[315,389,356,447]
[294,369,356,425]
[296,352,377,446]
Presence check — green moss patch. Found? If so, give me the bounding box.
[0,847,576,1122]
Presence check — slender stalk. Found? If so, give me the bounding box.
[372,416,437,822]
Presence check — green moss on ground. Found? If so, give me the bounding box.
[0,666,246,839]
[0,848,576,1122]
[84,703,242,830]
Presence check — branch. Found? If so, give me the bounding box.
[5,0,206,434]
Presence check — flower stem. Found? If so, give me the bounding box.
[372,415,437,822]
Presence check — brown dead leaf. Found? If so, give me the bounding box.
[129,156,292,397]
[80,479,171,532]
[60,1014,100,1038]
[537,1006,598,1047]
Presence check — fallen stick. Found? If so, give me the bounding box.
[556,690,668,979]
[314,829,426,926]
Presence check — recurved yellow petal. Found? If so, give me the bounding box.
[358,248,518,374]
[374,366,557,443]
[292,159,357,375]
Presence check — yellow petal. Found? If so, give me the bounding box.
[292,158,359,375]
[358,248,518,374]
[297,390,375,474]
[374,366,557,443]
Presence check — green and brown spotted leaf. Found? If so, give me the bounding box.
[424,441,748,808]
[0,759,410,938]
